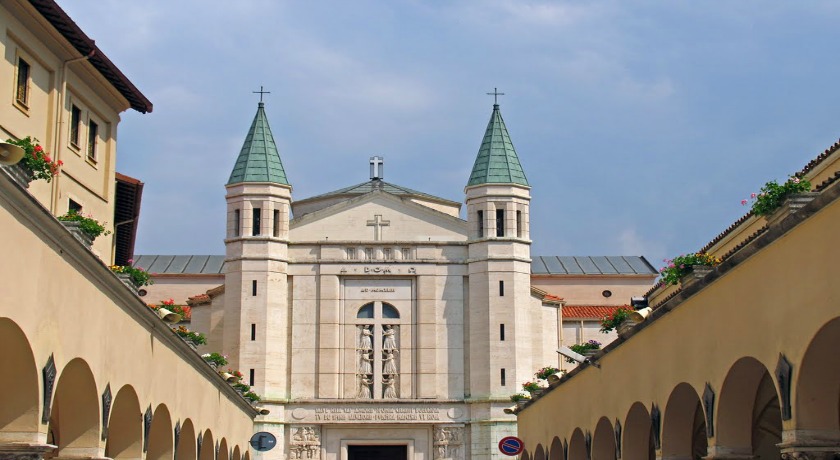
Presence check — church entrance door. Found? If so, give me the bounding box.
[347,445,407,460]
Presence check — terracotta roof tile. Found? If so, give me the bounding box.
[563,305,621,319]
[187,294,211,305]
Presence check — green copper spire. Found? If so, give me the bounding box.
[227,102,289,185]
[467,104,529,187]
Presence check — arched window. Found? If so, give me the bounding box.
[357,303,374,319]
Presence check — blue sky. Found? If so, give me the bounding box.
[63,1,840,268]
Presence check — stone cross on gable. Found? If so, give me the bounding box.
[366,214,390,241]
[370,156,384,180]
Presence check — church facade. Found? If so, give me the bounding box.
[147,101,656,460]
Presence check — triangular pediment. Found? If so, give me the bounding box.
[290,190,467,242]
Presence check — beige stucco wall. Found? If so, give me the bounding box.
[0,172,256,455]
[532,276,655,306]
[517,184,840,455]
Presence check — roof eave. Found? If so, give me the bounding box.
[28,0,153,113]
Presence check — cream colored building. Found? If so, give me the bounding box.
[138,100,656,460]
[0,3,257,460]
[0,0,151,262]
[514,143,840,460]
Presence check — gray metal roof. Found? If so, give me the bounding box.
[531,256,657,275]
[133,255,226,275]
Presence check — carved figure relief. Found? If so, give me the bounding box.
[383,325,397,351]
[382,350,398,374]
[358,376,373,399]
[289,426,321,459]
[383,376,397,399]
[353,303,402,399]
[359,325,373,350]
[359,351,373,375]
[433,426,464,460]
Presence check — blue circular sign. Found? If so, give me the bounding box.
[249,432,277,452]
[499,436,524,456]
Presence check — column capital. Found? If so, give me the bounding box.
[702,445,755,460]
[0,443,56,460]
[779,429,840,460]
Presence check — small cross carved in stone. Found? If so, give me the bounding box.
[366,214,390,241]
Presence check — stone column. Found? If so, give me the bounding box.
[0,444,56,460]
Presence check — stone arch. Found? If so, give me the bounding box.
[568,428,587,460]
[48,357,100,456]
[218,438,229,460]
[176,419,197,460]
[146,405,173,460]
[535,444,546,460]
[623,402,654,460]
[0,318,40,439]
[662,383,707,459]
[105,385,142,459]
[522,449,531,460]
[242,450,250,460]
[592,417,615,460]
[796,316,840,432]
[199,430,214,460]
[550,436,563,460]
[717,357,782,458]
[232,445,241,460]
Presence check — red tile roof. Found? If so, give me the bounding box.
[563,305,620,319]
[187,294,211,305]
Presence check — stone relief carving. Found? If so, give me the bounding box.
[382,325,397,351]
[290,426,321,459]
[382,325,399,398]
[358,376,373,399]
[359,351,373,375]
[357,325,374,399]
[359,325,373,350]
[434,426,464,460]
[382,350,398,374]
[383,376,397,399]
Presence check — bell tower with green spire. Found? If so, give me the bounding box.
[223,100,292,403]
[465,98,532,457]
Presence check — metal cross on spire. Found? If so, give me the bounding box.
[487,87,505,104]
[253,86,270,103]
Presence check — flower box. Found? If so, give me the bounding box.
[116,273,139,294]
[679,265,714,289]
[61,221,93,248]
[4,163,33,189]
[765,192,819,227]
[617,319,639,338]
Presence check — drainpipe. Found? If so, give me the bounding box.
[50,47,96,214]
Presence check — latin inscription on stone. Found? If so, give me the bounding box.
[310,407,443,422]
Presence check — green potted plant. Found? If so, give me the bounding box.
[522,380,544,397]
[567,340,601,363]
[110,259,153,292]
[5,137,61,187]
[172,325,206,348]
[201,352,228,369]
[743,175,815,225]
[535,366,560,380]
[57,210,110,247]
[599,306,633,333]
[659,253,721,286]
